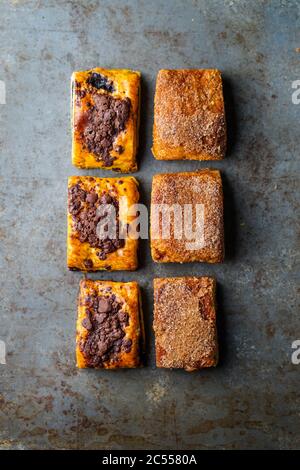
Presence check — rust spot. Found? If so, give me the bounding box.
[144,30,186,49]
[52,351,77,377]
[235,32,246,46]
[265,323,276,338]
[255,52,265,63]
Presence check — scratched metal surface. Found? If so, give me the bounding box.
[0,0,299,450]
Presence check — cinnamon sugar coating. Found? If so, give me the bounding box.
[150,170,224,263]
[152,69,226,160]
[153,277,218,371]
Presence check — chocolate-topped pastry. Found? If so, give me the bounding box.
[153,277,218,371]
[67,176,139,271]
[76,280,144,369]
[71,68,140,173]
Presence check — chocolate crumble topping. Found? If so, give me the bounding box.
[81,93,131,166]
[79,292,131,367]
[68,183,125,261]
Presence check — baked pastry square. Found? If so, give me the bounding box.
[71,68,140,172]
[152,69,226,160]
[77,280,144,369]
[150,170,224,263]
[153,277,218,371]
[67,176,139,271]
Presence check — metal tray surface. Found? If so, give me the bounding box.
[0,0,299,450]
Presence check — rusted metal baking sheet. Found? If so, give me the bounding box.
[0,0,299,450]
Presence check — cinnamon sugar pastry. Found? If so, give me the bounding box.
[153,277,218,371]
[150,170,224,263]
[152,69,226,160]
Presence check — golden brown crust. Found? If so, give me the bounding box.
[67,176,139,271]
[72,68,140,172]
[76,280,143,369]
[150,170,224,263]
[152,69,226,160]
[153,277,218,371]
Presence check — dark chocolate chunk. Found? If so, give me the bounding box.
[114,145,124,154]
[96,251,107,260]
[97,341,109,356]
[69,200,81,215]
[82,317,92,330]
[98,298,111,313]
[86,192,98,204]
[86,73,114,93]
[94,313,107,324]
[83,259,93,269]
[118,311,129,325]
[122,338,132,352]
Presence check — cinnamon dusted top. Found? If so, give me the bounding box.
[150,170,224,263]
[153,69,226,160]
[153,277,218,371]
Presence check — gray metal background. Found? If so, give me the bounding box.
[0,0,299,450]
